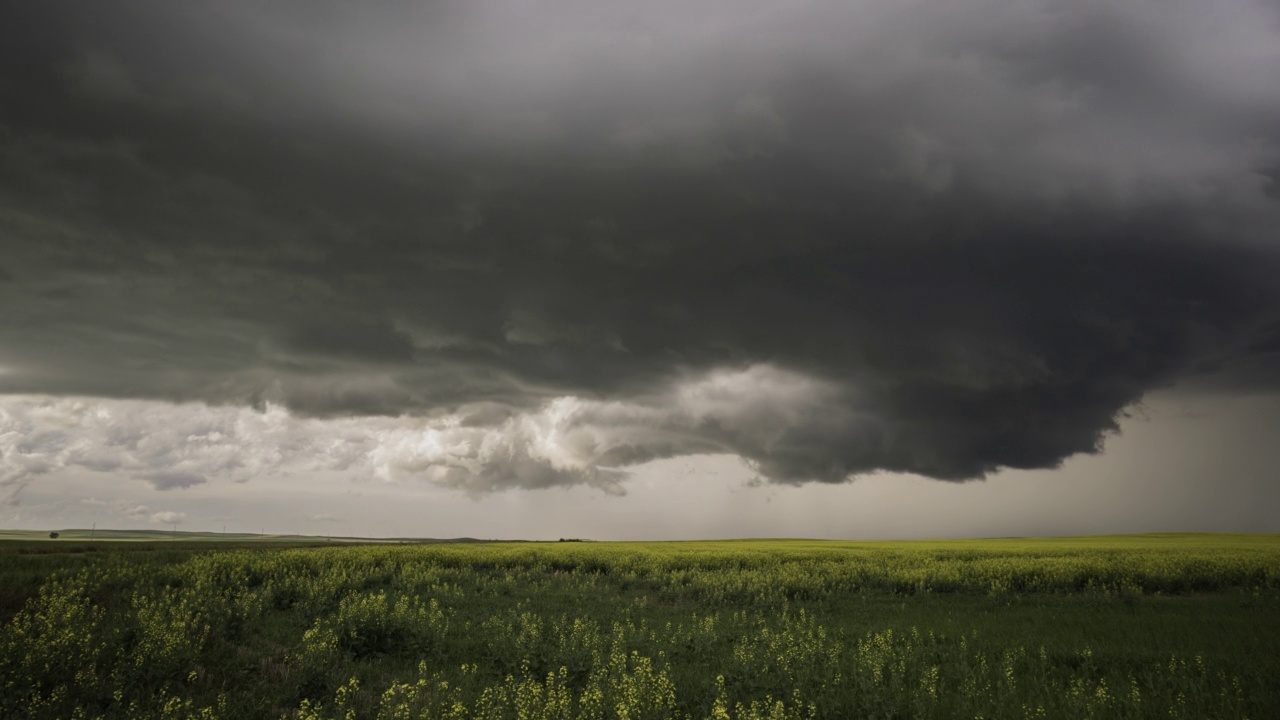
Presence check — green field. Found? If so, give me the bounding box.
[1,534,1277,719]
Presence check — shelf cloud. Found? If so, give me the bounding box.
[1,0,1279,497]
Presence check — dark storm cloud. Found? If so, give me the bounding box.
[2,0,1279,487]
[282,320,416,364]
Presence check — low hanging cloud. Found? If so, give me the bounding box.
[3,370,836,501]
[0,357,1257,503]
[304,514,341,523]
[1,0,1279,495]
[136,471,207,491]
[150,511,186,525]
[80,499,187,524]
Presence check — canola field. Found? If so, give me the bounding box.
[1,534,1277,720]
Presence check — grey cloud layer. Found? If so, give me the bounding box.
[1,0,1279,488]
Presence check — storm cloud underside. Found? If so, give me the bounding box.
[2,0,1280,499]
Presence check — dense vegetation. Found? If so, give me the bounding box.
[1,534,1277,719]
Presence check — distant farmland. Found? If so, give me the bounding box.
[1,533,1277,719]
[0,528,491,544]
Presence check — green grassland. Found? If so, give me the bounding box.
[1,534,1277,719]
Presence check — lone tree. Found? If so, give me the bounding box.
[48,532,59,539]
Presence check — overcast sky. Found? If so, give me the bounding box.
[2,0,1279,539]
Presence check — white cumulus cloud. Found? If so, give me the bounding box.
[0,365,865,502]
[150,511,186,525]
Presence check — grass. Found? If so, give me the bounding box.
[1,533,1276,719]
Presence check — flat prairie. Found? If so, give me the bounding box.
[1,533,1276,719]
